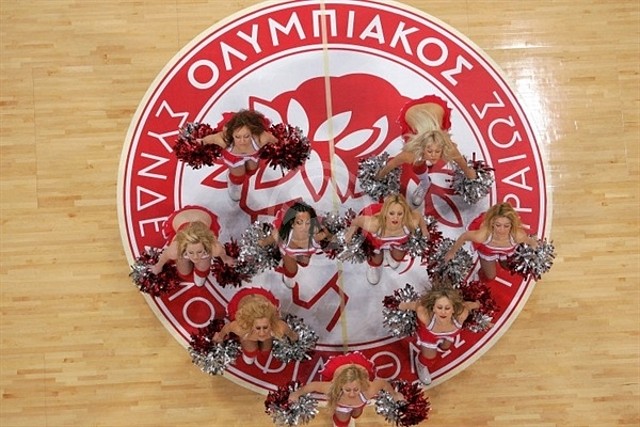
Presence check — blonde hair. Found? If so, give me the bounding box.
[327,365,370,410]
[235,297,281,337]
[403,129,457,163]
[377,194,414,236]
[176,221,216,256]
[481,202,522,236]
[404,107,440,135]
[419,286,465,318]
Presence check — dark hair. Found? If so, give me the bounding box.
[223,109,269,146]
[278,202,320,243]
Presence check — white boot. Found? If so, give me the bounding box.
[410,182,429,207]
[227,182,242,201]
[415,357,432,385]
[384,250,400,269]
[282,274,295,289]
[366,265,381,285]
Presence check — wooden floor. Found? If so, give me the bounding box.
[1,1,638,426]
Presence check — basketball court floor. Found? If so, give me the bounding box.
[0,1,638,426]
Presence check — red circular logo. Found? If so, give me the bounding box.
[118,0,549,392]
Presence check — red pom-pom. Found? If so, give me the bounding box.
[189,318,226,354]
[173,122,223,169]
[459,280,499,331]
[394,380,431,426]
[420,216,444,265]
[130,248,181,297]
[259,123,310,172]
[360,236,377,259]
[382,295,400,309]
[264,381,297,413]
[211,239,250,287]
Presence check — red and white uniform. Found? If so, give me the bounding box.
[226,287,280,321]
[360,203,410,253]
[320,351,375,382]
[221,139,262,168]
[469,214,518,262]
[161,205,221,242]
[278,234,322,259]
[416,315,463,350]
[396,94,453,137]
[335,392,368,415]
[321,352,376,427]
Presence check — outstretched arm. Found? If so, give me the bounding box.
[258,130,278,146]
[150,242,177,274]
[444,231,478,262]
[279,320,298,342]
[259,229,278,247]
[213,320,237,343]
[199,131,227,147]
[370,379,405,401]
[457,300,481,324]
[398,300,420,312]
[412,209,429,236]
[344,215,367,243]
[289,381,331,401]
[376,151,414,180]
[449,142,477,179]
[210,241,235,266]
[314,223,332,242]
[516,229,539,248]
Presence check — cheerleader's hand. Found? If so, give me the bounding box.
[289,390,301,402]
[443,249,455,262]
[149,263,162,275]
[212,331,224,343]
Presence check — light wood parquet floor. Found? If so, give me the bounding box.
[1,1,638,426]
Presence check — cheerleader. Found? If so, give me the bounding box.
[444,202,539,281]
[213,287,298,365]
[149,206,234,286]
[261,201,330,288]
[199,109,277,201]
[398,286,479,385]
[376,95,477,207]
[289,352,404,427]
[344,194,428,285]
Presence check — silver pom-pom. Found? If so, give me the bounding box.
[467,311,494,333]
[358,153,401,200]
[320,210,358,258]
[427,238,473,288]
[238,221,280,276]
[265,382,318,426]
[271,314,318,363]
[335,230,368,263]
[188,340,241,376]
[402,228,431,259]
[382,284,420,337]
[450,155,494,205]
[374,380,430,426]
[321,209,356,235]
[506,238,556,280]
[375,390,403,424]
